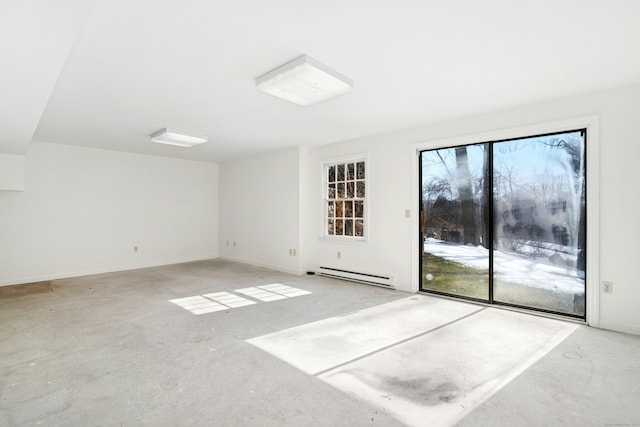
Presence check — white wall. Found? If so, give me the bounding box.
[0,153,24,191]
[0,141,219,286]
[301,83,640,335]
[218,147,300,274]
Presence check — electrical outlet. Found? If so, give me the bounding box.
[337,251,341,259]
[133,246,138,252]
[603,281,613,294]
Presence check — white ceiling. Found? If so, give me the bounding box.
[2,0,640,162]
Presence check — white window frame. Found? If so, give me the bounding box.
[321,154,368,241]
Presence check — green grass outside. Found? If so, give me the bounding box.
[422,253,584,316]
[422,253,489,300]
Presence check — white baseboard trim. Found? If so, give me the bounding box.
[218,255,303,276]
[597,320,640,336]
[0,253,220,287]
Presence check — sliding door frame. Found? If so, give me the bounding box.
[411,115,600,326]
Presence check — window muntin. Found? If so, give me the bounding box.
[325,160,365,238]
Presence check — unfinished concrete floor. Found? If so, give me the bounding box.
[1,259,639,426]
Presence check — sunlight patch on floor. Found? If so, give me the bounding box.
[247,295,578,427]
[236,287,288,302]
[202,291,256,308]
[168,295,228,315]
[248,296,480,375]
[235,284,311,302]
[169,284,312,315]
[258,283,312,297]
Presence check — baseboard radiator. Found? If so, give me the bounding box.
[317,266,394,289]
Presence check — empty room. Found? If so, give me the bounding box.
[1,1,640,426]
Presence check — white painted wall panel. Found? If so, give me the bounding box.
[219,148,300,274]
[0,154,25,191]
[0,141,218,285]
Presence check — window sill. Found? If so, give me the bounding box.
[320,235,368,245]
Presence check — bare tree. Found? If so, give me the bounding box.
[455,147,479,245]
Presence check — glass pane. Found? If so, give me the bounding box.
[421,144,489,300]
[345,201,353,218]
[345,219,354,236]
[354,200,364,218]
[336,201,344,218]
[337,164,345,181]
[355,219,364,237]
[328,165,336,183]
[337,183,345,198]
[328,184,336,199]
[493,131,585,316]
[346,182,355,198]
[328,219,335,235]
[336,219,344,235]
[356,181,365,198]
[347,163,355,180]
[327,201,335,218]
[357,162,365,179]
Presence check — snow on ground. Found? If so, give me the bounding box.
[424,238,584,295]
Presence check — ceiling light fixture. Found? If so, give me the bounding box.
[255,54,353,106]
[150,128,208,148]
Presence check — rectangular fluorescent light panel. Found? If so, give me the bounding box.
[256,55,353,106]
[150,128,208,147]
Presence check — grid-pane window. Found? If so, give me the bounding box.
[325,159,365,238]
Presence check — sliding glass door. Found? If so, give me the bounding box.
[420,143,490,300]
[420,130,586,318]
